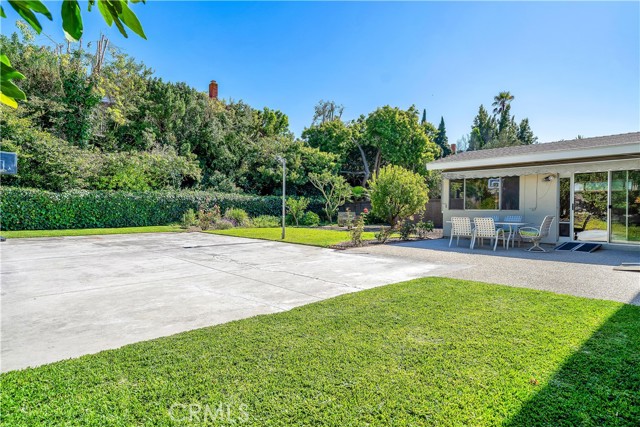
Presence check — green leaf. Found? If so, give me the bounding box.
[119,1,146,39]
[0,55,25,80]
[1,79,27,100]
[0,92,18,108]
[96,0,113,26]
[8,0,43,33]
[61,0,83,41]
[23,0,52,19]
[111,14,129,39]
[1,5,6,18]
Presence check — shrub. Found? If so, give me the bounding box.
[224,208,250,227]
[212,219,234,230]
[300,211,320,227]
[415,220,434,238]
[374,226,393,244]
[252,215,280,228]
[308,171,351,222]
[350,212,367,247]
[369,165,429,227]
[180,209,197,229]
[399,220,416,240]
[286,197,309,226]
[0,188,318,231]
[197,209,216,230]
[351,186,367,201]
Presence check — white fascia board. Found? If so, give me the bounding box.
[427,143,640,171]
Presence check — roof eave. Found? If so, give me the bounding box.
[427,143,639,171]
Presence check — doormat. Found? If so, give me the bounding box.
[574,243,602,253]
[555,242,602,252]
[555,242,582,251]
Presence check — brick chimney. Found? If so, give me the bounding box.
[208,80,218,100]
[450,143,457,154]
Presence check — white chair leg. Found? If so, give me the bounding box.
[449,233,454,247]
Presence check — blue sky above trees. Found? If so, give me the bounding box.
[4,1,639,144]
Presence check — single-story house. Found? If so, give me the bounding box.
[427,132,640,247]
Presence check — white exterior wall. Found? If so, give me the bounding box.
[442,175,558,243]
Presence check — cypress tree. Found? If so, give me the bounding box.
[434,116,451,157]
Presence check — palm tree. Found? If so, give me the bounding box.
[492,91,514,115]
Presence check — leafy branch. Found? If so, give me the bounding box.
[1,0,147,108]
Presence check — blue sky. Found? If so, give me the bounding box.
[3,1,639,144]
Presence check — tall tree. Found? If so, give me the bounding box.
[312,100,344,125]
[434,116,451,158]
[364,105,438,177]
[492,91,514,115]
[421,108,427,125]
[469,105,496,151]
[517,118,537,145]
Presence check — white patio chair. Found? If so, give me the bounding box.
[449,217,473,247]
[519,216,555,252]
[471,217,506,251]
[503,215,523,247]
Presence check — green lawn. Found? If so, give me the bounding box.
[2,278,638,426]
[207,227,377,247]
[0,225,184,238]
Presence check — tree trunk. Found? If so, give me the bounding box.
[353,139,370,186]
[373,150,382,178]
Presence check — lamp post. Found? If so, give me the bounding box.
[275,156,286,239]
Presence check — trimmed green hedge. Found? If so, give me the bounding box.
[0,188,323,231]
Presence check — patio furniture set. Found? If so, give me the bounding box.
[449,216,555,252]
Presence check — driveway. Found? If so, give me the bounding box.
[1,232,456,372]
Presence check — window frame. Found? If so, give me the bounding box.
[448,176,520,211]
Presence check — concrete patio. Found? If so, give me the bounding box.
[349,237,640,306]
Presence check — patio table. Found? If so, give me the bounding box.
[495,222,529,249]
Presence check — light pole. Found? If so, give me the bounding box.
[275,156,286,239]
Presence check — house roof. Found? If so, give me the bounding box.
[427,132,640,171]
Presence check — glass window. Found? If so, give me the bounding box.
[465,178,499,210]
[500,176,520,210]
[449,179,464,210]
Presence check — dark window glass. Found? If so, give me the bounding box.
[500,176,520,210]
[449,179,464,210]
[465,178,499,210]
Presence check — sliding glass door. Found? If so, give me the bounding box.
[568,170,640,245]
[610,170,640,244]
[573,172,608,242]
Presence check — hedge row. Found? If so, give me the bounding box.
[0,188,324,231]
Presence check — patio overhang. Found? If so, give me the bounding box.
[439,156,640,179]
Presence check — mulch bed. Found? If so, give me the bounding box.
[328,228,444,250]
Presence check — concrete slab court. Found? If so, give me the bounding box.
[1,232,457,372]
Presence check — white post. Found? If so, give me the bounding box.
[281,159,286,239]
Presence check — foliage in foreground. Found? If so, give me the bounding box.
[1,278,637,426]
[0,187,322,231]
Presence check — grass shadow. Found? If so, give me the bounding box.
[503,295,640,426]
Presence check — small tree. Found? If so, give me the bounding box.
[286,197,309,226]
[369,165,429,227]
[308,171,351,223]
